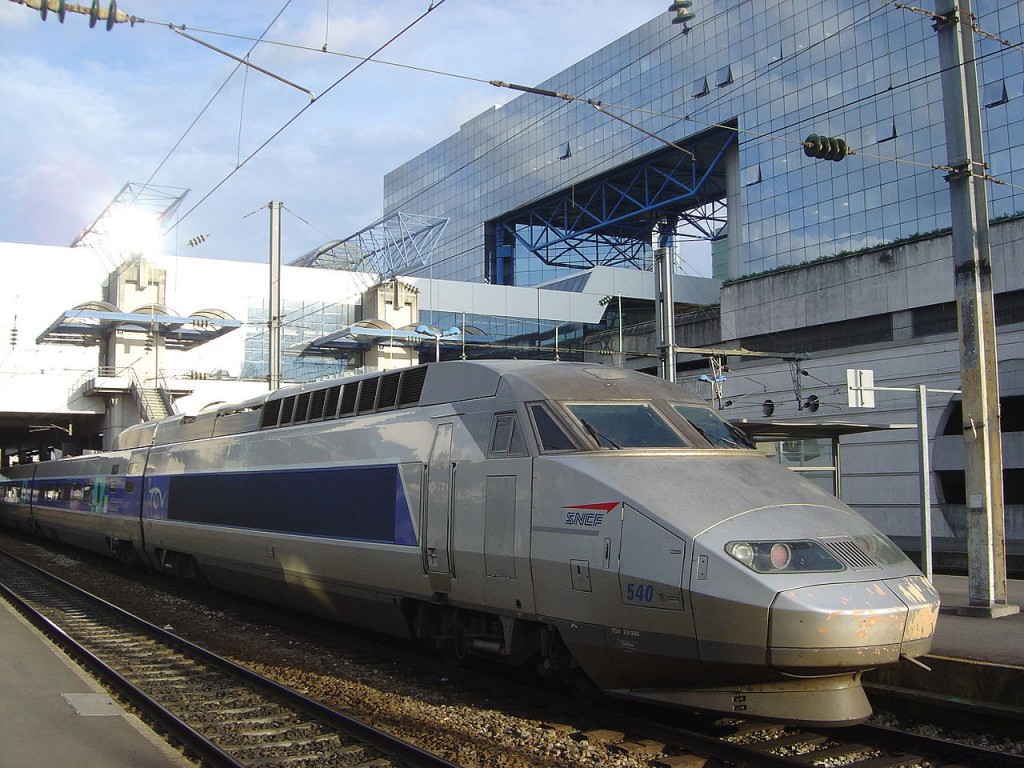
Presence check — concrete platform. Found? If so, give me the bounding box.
[864,574,1024,713]
[0,598,194,768]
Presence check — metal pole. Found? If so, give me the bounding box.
[655,246,676,383]
[617,293,623,366]
[917,384,933,582]
[269,201,282,390]
[933,0,1015,616]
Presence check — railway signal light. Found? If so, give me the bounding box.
[803,134,848,162]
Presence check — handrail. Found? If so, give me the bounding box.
[69,366,177,421]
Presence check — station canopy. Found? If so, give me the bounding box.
[297,320,491,357]
[37,301,240,349]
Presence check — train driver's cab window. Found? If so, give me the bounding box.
[528,404,577,452]
[489,413,528,457]
[673,405,755,449]
[565,403,688,449]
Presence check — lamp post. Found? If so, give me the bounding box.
[416,325,461,362]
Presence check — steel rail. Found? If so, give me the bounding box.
[0,549,459,768]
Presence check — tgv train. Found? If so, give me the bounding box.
[0,360,939,724]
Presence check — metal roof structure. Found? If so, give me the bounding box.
[489,125,736,276]
[291,211,448,277]
[70,183,189,265]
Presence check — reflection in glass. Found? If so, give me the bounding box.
[565,403,687,449]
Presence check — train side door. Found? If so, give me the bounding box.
[424,422,454,592]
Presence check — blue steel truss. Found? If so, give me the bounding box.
[492,125,736,273]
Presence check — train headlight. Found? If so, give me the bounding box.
[728,542,755,567]
[853,533,911,566]
[725,540,845,573]
[769,542,792,570]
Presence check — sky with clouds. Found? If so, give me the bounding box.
[0,1,669,268]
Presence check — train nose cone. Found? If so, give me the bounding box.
[767,575,939,672]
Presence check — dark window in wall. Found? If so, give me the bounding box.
[1009,470,1024,505]
[996,290,1024,326]
[936,470,965,505]
[912,303,958,337]
[913,290,1024,340]
[941,395,1024,436]
[739,314,892,355]
[938,468,1023,505]
[936,394,1023,507]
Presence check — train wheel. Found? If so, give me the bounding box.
[440,618,468,666]
[538,627,596,699]
[109,538,138,567]
[158,549,208,588]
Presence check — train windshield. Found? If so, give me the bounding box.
[674,405,755,449]
[565,403,688,449]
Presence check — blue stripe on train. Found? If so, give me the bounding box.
[143,464,417,546]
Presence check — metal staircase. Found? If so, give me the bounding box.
[132,382,172,420]
[124,368,174,421]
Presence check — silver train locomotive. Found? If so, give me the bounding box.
[0,360,939,724]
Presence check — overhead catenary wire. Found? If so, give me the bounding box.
[143,1,296,190]
[227,0,1024,229]
[17,0,1021,238]
[141,0,1021,248]
[171,26,315,99]
[164,0,448,234]
[888,1,1024,56]
[22,0,1019,263]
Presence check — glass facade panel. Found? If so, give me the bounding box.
[380,2,1023,287]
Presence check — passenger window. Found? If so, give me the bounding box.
[528,404,577,452]
[489,413,528,457]
[674,405,755,449]
[490,415,514,454]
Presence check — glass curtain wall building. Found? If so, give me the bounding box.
[382,1,1023,286]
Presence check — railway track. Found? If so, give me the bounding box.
[0,549,457,768]
[531,699,1024,768]
[2,536,1022,768]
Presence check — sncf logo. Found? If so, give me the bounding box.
[562,502,618,527]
